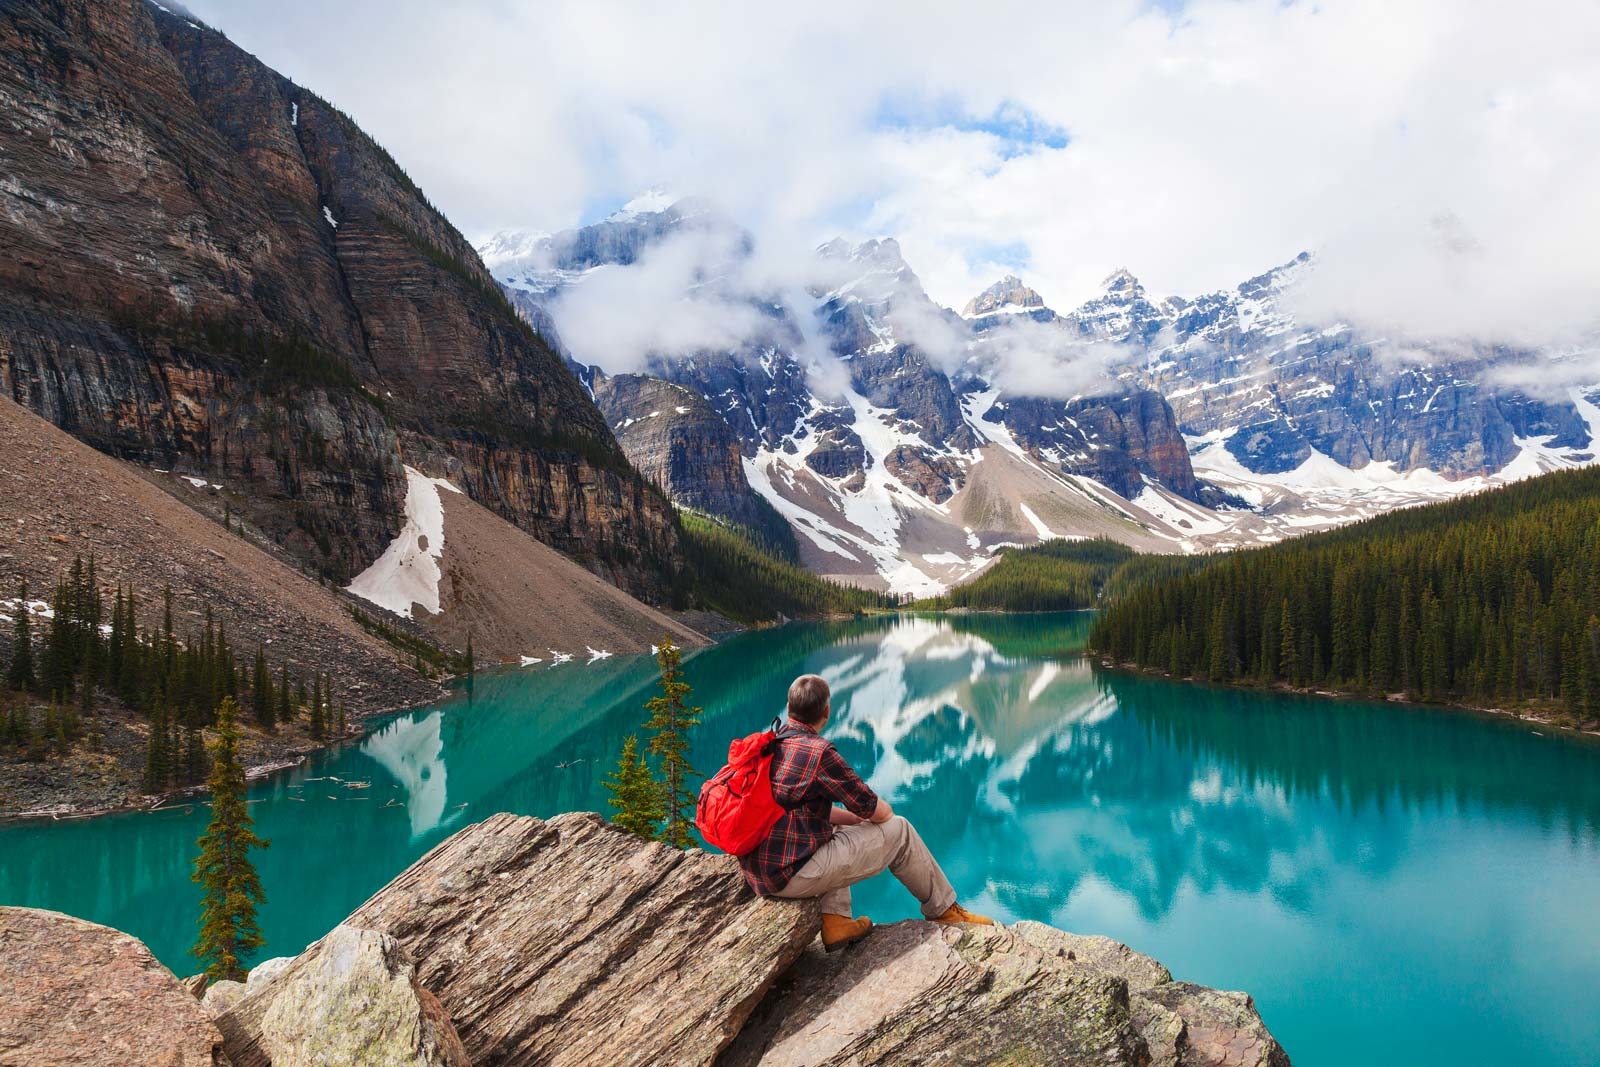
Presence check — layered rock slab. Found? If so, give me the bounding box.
[0,906,227,1067]
[719,921,1145,1067]
[217,925,468,1067]
[342,811,820,1067]
[1013,922,1289,1067]
[721,920,1290,1067]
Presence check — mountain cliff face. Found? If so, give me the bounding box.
[0,0,679,596]
[485,198,1598,592]
[591,372,791,547]
[485,205,1208,594]
[1077,256,1596,480]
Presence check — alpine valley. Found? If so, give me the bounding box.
[483,202,1600,597]
[7,5,1600,1067]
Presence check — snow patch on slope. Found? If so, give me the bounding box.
[346,466,462,619]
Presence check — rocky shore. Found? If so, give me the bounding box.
[0,690,441,820]
[0,811,1289,1066]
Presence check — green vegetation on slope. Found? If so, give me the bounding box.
[1091,466,1600,726]
[675,512,892,624]
[915,538,1137,612]
[1,556,364,788]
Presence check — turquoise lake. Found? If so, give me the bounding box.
[2,612,1598,1065]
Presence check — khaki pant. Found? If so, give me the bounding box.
[773,816,957,919]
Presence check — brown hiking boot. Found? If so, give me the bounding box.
[933,903,995,926]
[821,913,873,952]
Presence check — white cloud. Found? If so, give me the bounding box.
[971,319,1130,400]
[547,226,768,372]
[184,0,1600,350]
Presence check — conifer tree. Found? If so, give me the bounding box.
[604,735,664,838]
[182,707,206,785]
[277,665,293,724]
[41,577,75,699]
[308,673,325,740]
[6,579,36,693]
[161,585,176,675]
[144,692,170,792]
[118,586,142,706]
[78,660,97,751]
[644,636,701,849]
[1,697,23,750]
[250,646,275,730]
[108,585,126,693]
[1278,600,1299,685]
[191,696,268,981]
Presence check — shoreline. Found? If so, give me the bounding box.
[0,689,449,825]
[0,616,741,825]
[1092,655,1600,739]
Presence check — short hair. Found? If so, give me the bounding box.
[787,674,831,725]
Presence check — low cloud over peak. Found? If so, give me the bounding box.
[191,0,1600,361]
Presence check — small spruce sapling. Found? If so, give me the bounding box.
[603,735,665,839]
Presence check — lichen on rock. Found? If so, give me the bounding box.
[217,925,468,1067]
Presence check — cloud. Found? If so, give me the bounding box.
[1482,348,1600,401]
[971,318,1130,399]
[547,226,769,372]
[184,0,1600,353]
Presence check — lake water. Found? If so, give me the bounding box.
[2,613,1598,1066]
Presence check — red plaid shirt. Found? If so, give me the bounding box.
[738,718,880,896]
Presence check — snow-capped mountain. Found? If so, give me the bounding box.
[963,275,1056,329]
[479,198,1600,596]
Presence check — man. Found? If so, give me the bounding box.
[739,673,994,951]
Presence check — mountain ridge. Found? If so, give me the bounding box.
[482,197,1600,595]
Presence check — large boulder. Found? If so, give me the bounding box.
[1013,922,1289,1067]
[216,925,468,1067]
[0,906,227,1067]
[341,811,820,1067]
[721,920,1290,1067]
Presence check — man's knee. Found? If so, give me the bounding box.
[880,814,913,850]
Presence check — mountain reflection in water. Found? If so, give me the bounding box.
[2,612,1597,1067]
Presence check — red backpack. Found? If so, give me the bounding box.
[696,721,795,856]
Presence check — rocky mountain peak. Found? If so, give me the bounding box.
[819,236,909,275]
[962,274,1047,318]
[476,228,552,276]
[609,187,677,219]
[1100,267,1144,297]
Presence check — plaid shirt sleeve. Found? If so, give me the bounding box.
[813,744,879,819]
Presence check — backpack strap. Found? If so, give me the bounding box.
[765,716,797,755]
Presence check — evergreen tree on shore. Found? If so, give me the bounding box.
[644,637,701,849]
[144,691,170,792]
[250,646,275,730]
[6,579,36,693]
[1091,466,1600,723]
[191,696,268,981]
[277,664,292,724]
[308,673,325,740]
[603,735,664,839]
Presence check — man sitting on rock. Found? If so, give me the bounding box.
[739,673,995,951]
